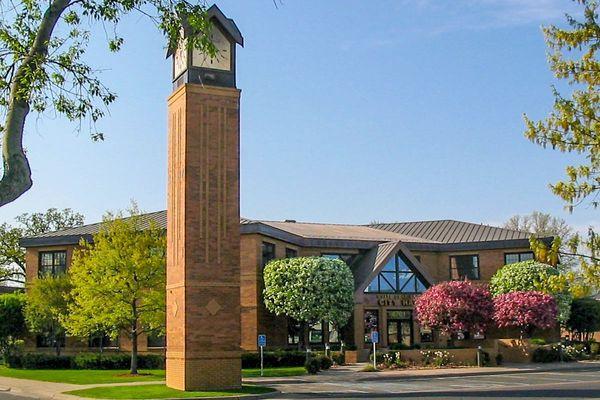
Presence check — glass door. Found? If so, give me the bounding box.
[387,310,413,346]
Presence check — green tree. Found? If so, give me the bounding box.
[24,276,72,356]
[0,1,217,207]
[0,208,83,285]
[523,0,600,292]
[66,209,165,374]
[566,297,600,341]
[263,257,354,349]
[0,292,26,363]
[489,260,572,325]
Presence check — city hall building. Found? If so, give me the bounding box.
[21,211,543,356]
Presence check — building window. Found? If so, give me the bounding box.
[504,252,534,265]
[39,251,67,277]
[36,333,66,348]
[262,242,276,268]
[322,253,357,266]
[363,310,379,343]
[419,327,433,343]
[287,319,301,345]
[449,255,480,280]
[147,333,166,348]
[364,252,428,294]
[89,334,119,349]
[285,248,298,258]
[309,321,323,344]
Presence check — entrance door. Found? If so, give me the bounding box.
[387,310,413,346]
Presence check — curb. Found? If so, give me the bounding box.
[355,364,600,382]
[0,386,9,392]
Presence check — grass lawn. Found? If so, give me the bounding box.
[242,366,306,378]
[0,367,165,384]
[64,384,275,399]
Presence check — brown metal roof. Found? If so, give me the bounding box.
[369,219,530,244]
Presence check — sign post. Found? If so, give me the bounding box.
[371,331,379,370]
[258,334,267,377]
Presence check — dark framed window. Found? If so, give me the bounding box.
[89,334,119,349]
[449,255,480,280]
[285,248,298,258]
[322,253,358,266]
[36,333,65,348]
[147,333,166,348]
[39,251,67,277]
[262,242,276,268]
[504,252,534,265]
[363,310,379,343]
[365,253,428,294]
[309,321,323,344]
[287,319,301,345]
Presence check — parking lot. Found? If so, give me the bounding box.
[270,369,600,399]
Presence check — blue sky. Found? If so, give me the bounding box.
[0,0,596,233]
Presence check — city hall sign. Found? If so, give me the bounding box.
[375,294,415,307]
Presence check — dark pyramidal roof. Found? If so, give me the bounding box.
[23,210,532,247]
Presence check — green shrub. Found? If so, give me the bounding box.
[478,350,491,366]
[20,353,73,369]
[389,343,412,350]
[530,338,546,345]
[345,344,357,351]
[7,353,165,370]
[495,353,503,366]
[317,355,332,370]
[304,357,320,374]
[331,351,344,365]
[590,342,600,355]
[532,346,560,363]
[241,350,306,369]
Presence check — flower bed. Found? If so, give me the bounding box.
[372,347,497,370]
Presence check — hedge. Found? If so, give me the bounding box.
[5,353,165,369]
[241,351,306,369]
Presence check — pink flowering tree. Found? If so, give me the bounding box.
[414,281,494,342]
[493,291,558,338]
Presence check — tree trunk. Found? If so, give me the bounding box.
[0,0,70,207]
[130,331,138,375]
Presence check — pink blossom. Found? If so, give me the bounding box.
[493,291,557,331]
[414,281,494,335]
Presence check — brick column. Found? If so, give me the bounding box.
[166,83,241,390]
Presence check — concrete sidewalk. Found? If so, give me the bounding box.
[244,360,600,385]
[0,376,164,400]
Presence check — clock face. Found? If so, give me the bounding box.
[192,25,231,71]
[173,38,188,78]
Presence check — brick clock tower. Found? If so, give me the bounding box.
[166,5,243,391]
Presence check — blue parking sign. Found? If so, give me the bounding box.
[370,331,379,344]
[258,334,267,347]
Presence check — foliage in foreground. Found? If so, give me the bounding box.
[67,208,166,374]
[414,281,494,336]
[0,0,218,207]
[523,0,600,294]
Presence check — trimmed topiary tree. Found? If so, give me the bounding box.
[493,291,558,338]
[566,297,600,341]
[263,257,354,349]
[489,260,572,324]
[414,281,494,340]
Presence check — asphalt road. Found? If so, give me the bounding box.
[272,369,600,399]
